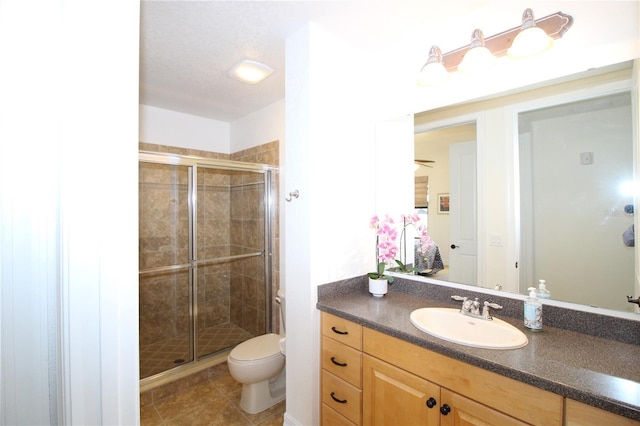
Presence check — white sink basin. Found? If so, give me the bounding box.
[410,307,528,350]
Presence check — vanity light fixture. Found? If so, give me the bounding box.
[228,59,273,84]
[457,29,497,74]
[508,8,554,58]
[417,9,573,85]
[417,46,449,85]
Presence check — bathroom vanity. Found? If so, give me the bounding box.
[317,277,640,425]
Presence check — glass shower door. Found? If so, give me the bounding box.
[138,162,193,379]
[195,167,267,358]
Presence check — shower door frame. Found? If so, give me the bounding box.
[139,150,275,384]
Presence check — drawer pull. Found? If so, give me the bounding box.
[331,326,348,335]
[426,397,437,408]
[330,392,348,404]
[440,404,451,415]
[330,356,348,367]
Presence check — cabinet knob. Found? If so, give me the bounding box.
[330,392,347,404]
[331,326,349,335]
[440,404,451,415]
[426,397,437,408]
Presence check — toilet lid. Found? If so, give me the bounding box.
[230,333,281,361]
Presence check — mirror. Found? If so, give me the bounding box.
[414,60,638,314]
[415,123,477,285]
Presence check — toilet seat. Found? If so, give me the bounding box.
[229,333,282,363]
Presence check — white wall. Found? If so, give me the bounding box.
[139,104,230,152]
[140,100,285,156]
[284,23,376,425]
[231,99,285,153]
[527,102,633,310]
[1,0,140,424]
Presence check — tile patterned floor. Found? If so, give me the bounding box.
[141,323,255,379]
[141,362,285,426]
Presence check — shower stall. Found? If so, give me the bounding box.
[138,151,276,381]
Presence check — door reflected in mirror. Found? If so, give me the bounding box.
[415,122,477,285]
[518,92,634,312]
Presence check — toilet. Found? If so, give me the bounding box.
[227,289,286,414]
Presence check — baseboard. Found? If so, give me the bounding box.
[283,412,305,426]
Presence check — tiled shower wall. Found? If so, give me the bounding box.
[139,141,280,351]
[230,143,280,335]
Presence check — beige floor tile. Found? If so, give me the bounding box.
[239,399,285,426]
[141,363,285,426]
[140,405,164,426]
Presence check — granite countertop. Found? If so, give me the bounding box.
[317,277,640,421]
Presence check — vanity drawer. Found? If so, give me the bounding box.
[321,403,358,426]
[321,312,362,350]
[322,336,362,387]
[322,370,362,425]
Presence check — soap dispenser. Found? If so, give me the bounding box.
[537,279,551,299]
[524,287,542,331]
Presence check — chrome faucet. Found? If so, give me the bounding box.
[451,296,502,320]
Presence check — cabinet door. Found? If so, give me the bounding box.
[363,355,440,425]
[565,399,640,426]
[440,388,527,426]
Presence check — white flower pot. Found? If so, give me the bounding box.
[368,277,388,297]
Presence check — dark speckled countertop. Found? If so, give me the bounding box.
[317,276,640,421]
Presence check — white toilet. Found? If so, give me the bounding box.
[227,289,286,414]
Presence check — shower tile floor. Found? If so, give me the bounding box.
[141,323,255,379]
[140,362,285,426]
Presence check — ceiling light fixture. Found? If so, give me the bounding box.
[417,46,449,85]
[228,59,273,84]
[417,9,573,85]
[508,8,554,58]
[457,29,497,74]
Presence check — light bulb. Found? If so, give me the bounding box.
[458,29,496,74]
[508,9,554,59]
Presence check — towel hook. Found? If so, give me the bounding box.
[285,190,299,202]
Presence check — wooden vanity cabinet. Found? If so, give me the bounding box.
[321,313,363,425]
[362,328,563,425]
[363,352,527,425]
[321,312,638,425]
[565,399,640,425]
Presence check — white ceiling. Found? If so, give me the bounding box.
[139,1,528,122]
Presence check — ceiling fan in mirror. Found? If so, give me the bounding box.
[415,159,435,168]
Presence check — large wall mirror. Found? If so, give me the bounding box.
[413,60,638,315]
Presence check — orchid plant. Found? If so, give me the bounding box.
[396,213,435,273]
[368,214,397,283]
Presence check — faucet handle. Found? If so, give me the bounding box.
[482,301,502,320]
[451,295,467,313]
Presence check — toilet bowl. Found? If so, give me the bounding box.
[227,290,286,414]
